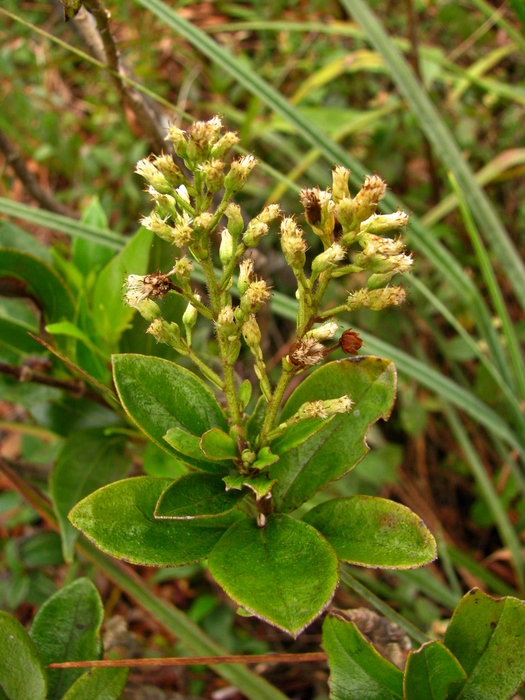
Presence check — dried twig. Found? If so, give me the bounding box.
[0,128,78,219]
[80,0,170,154]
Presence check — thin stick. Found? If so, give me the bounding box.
[49,652,328,669]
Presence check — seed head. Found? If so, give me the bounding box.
[288,338,326,368]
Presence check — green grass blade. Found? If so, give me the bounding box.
[0,198,126,250]
[339,0,525,315]
[449,173,525,400]
[442,402,525,592]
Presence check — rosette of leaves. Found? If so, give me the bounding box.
[70,352,436,637]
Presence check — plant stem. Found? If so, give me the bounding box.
[259,365,295,444]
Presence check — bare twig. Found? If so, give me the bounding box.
[80,0,170,154]
[49,652,328,669]
[0,362,108,407]
[0,128,78,219]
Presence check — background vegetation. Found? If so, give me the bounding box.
[1,0,524,697]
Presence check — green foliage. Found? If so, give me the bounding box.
[0,611,47,700]
[323,589,525,700]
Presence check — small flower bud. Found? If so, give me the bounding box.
[288,338,326,369]
[147,319,188,354]
[211,131,241,159]
[240,279,271,314]
[242,314,262,349]
[198,158,225,193]
[135,158,172,194]
[295,396,352,421]
[238,259,255,295]
[153,155,185,187]
[165,124,188,158]
[187,117,223,163]
[216,305,237,335]
[280,217,307,270]
[140,213,173,242]
[148,189,177,218]
[336,198,358,238]
[359,211,409,234]
[340,329,363,355]
[243,220,268,247]
[172,256,194,284]
[193,212,214,236]
[305,320,339,342]
[347,286,407,311]
[225,203,244,237]
[131,297,161,321]
[182,295,200,330]
[354,174,387,222]
[367,272,397,289]
[332,166,351,202]
[256,204,281,225]
[219,228,234,266]
[224,155,258,193]
[359,234,405,257]
[172,222,193,247]
[311,243,346,275]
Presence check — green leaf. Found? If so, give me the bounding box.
[50,428,132,562]
[303,496,437,569]
[243,475,278,500]
[200,428,238,460]
[322,615,403,700]
[0,611,47,700]
[164,427,232,473]
[403,641,466,700]
[270,416,334,455]
[252,446,279,470]
[208,513,338,637]
[0,316,43,362]
[69,476,241,566]
[443,589,525,700]
[73,198,114,277]
[154,473,245,519]
[0,221,52,264]
[223,474,245,491]
[113,354,229,470]
[92,228,153,350]
[45,321,109,361]
[29,578,103,700]
[60,667,129,700]
[269,358,396,511]
[0,248,74,324]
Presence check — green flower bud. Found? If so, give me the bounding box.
[140,213,174,242]
[135,158,172,194]
[359,211,409,234]
[165,124,188,159]
[219,228,234,266]
[240,279,271,314]
[311,243,346,275]
[146,319,188,354]
[305,320,339,342]
[238,259,255,295]
[153,155,185,187]
[211,131,240,159]
[172,256,193,284]
[224,155,258,193]
[354,174,387,223]
[280,217,307,270]
[198,158,225,193]
[243,220,268,247]
[241,314,262,349]
[225,203,244,237]
[332,166,351,202]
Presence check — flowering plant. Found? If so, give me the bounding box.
[69,117,436,637]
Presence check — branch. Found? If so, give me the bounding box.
[0,362,108,407]
[80,0,170,154]
[0,128,78,219]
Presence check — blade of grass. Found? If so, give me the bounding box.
[449,172,525,401]
[339,0,525,317]
[0,459,288,700]
[468,0,525,54]
[448,545,519,597]
[441,402,525,593]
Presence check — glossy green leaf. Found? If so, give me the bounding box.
[243,475,278,500]
[69,477,241,566]
[252,446,279,470]
[223,474,245,491]
[0,248,74,324]
[303,496,437,569]
[0,611,47,700]
[154,473,245,519]
[113,354,229,470]
[164,427,232,473]
[208,513,338,637]
[73,198,114,277]
[50,428,132,562]
[269,358,396,511]
[200,428,238,460]
[404,641,466,700]
[443,589,525,700]
[92,228,153,350]
[60,667,128,700]
[30,578,103,700]
[270,416,334,456]
[322,615,403,699]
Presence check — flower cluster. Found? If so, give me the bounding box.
[123,116,412,490]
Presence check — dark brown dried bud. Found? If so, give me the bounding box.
[142,272,180,299]
[300,187,322,226]
[340,329,363,355]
